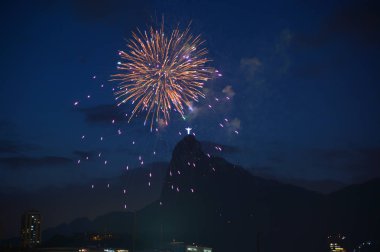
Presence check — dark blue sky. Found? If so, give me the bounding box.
[1,0,380,191]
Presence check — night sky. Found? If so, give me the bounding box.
[1,0,380,203]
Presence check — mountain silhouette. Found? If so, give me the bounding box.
[39,136,380,252]
[141,135,327,251]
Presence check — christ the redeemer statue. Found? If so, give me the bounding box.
[185,127,192,135]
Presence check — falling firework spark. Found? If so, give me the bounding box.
[111,21,215,129]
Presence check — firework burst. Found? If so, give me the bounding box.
[111,22,215,129]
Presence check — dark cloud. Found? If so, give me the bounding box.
[0,140,40,154]
[248,165,277,175]
[295,0,380,47]
[248,164,347,194]
[342,148,380,170]
[267,156,285,165]
[222,85,235,98]
[113,146,141,157]
[0,120,13,131]
[309,148,380,181]
[0,140,23,154]
[72,0,122,20]
[73,150,97,159]
[70,0,152,24]
[0,156,72,169]
[290,62,328,79]
[359,148,380,161]
[200,141,240,155]
[77,104,128,124]
[0,121,18,138]
[77,104,153,134]
[248,147,380,185]
[311,149,354,162]
[240,57,262,81]
[311,148,380,166]
[326,0,380,44]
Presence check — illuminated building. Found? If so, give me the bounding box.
[21,210,41,247]
[37,248,128,252]
[89,233,113,241]
[170,241,212,252]
[185,246,212,252]
[330,242,346,252]
[328,234,347,252]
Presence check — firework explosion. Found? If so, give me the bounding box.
[72,20,237,208]
[111,22,215,129]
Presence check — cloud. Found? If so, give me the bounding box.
[73,150,96,159]
[290,62,328,79]
[70,0,152,23]
[0,121,14,132]
[246,147,380,184]
[275,29,293,52]
[0,156,72,169]
[0,140,39,154]
[295,0,380,47]
[115,148,141,157]
[77,105,155,134]
[200,141,240,155]
[267,156,285,165]
[248,165,280,176]
[308,148,380,181]
[311,149,354,162]
[240,57,262,81]
[77,104,128,124]
[343,148,380,169]
[238,29,292,90]
[71,0,121,20]
[226,118,241,132]
[222,85,235,98]
[326,0,380,44]
[185,101,207,121]
[0,140,24,154]
[274,29,293,75]
[0,121,18,139]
